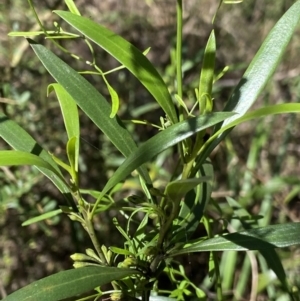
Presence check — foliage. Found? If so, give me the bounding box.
[1,0,300,300]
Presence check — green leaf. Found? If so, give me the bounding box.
[195,2,300,165]
[67,136,78,184]
[8,31,46,36]
[48,83,79,143]
[64,0,81,15]
[221,1,300,127]
[2,266,138,301]
[66,137,77,171]
[101,75,120,118]
[53,10,178,125]
[92,112,234,216]
[166,177,212,201]
[174,94,189,115]
[134,214,149,242]
[214,103,300,142]
[110,246,134,256]
[169,222,300,256]
[51,153,72,175]
[197,103,300,170]
[48,83,80,171]
[22,209,62,226]
[0,150,66,185]
[0,113,74,207]
[198,29,215,114]
[29,41,151,184]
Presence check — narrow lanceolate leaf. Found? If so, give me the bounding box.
[169,222,300,256]
[219,1,300,128]
[166,177,212,201]
[101,74,120,118]
[53,10,178,125]
[0,151,66,184]
[8,31,47,37]
[48,83,80,171]
[0,113,74,207]
[48,84,79,143]
[198,29,215,114]
[210,103,300,146]
[64,0,81,15]
[195,1,300,166]
[29,41,151,184]
[92,112,234,215]
[2,266,138,301]
[22,209,62,226]
[195,103,300,171]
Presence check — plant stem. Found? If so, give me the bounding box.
[28,0,83,61]
[157,1,189,252]
[27,0,46,34]
[176,0,183,102]
[176,0,188,163]
[83,211,107,264]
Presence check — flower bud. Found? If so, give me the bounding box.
[85,248,102,263]
[121,257,137,268]
[70,253,91,262]
[73,262,92,269]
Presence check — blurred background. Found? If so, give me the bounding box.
[1,0,300,300]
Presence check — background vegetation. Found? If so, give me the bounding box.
[1,0,300,300]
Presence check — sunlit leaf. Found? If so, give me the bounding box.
[221,1,300,127]
[29,41,151,184]
[48,83,79,141]
[196,103,300,169]
[198,2,300,164]
[48,83,79,171]
[53,10,178,124]
[0,113,74,207]
[198,30,215,114]
[0,150,66,185]
[8,31,47,36]
[212,103,300,144]
[64,0,81,15]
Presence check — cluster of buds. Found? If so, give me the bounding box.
[70,248,105,268]
[119,256,137,269]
